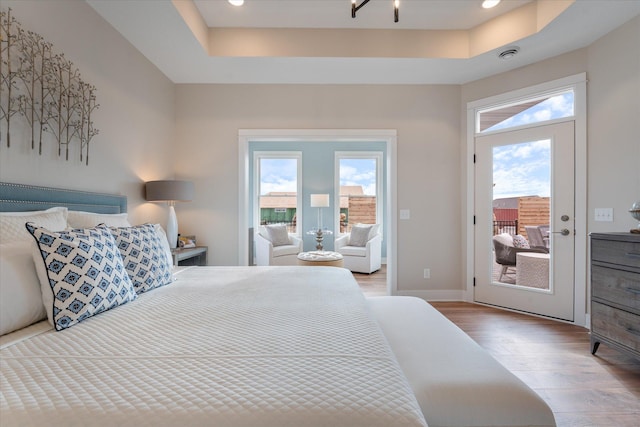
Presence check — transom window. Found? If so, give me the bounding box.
[477,90,574,133]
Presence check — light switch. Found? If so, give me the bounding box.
[594,208,614,222]
[400,209,410,220]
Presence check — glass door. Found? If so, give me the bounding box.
[474,122,575,321]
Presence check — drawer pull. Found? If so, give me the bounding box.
[627,327,640,338]
[626,252,640,259]
[625,287,640,295]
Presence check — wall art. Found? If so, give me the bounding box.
[0,8,99,165]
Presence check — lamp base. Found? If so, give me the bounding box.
[166,205,178,248]
[314,228,324,251]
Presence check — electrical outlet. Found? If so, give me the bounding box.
[423,268,430,279]
[594,208,614,222]
[400,209,410,220]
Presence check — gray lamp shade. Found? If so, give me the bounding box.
[145,180,194,202]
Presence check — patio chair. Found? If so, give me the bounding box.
[524,226,550,252]
[493,233,548,281]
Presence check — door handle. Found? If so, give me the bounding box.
[551,229,571,236]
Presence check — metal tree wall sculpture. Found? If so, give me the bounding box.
[0,8,99,165]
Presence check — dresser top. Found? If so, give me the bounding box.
[590,232,640,243]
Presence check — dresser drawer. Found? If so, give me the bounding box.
[591,239,640,269]
[591,265,640,312]
[591,302,640,354]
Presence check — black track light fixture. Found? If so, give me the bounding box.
[352,0,399,23]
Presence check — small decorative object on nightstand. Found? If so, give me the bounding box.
[171,246,208,266]
[629,201,640,234]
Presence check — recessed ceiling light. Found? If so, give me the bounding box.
[482,0,501,9]
[228,0,244,6]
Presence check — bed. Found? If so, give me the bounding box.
[0,182,556,426]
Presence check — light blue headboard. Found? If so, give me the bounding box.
[0,182,127,214]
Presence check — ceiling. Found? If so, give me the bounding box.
[87,0,640,85]
[192,0,531,30]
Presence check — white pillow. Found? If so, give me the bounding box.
[265,224,291,247]
[27,223,137,331]
[349,225,373,247]
[0,241,46,335]
[67,211,131,228]
[0,207,68,244]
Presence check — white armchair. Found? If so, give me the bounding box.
[335,226,382,274]
[255,226,303,266]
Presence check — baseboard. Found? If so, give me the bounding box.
[585,313,591,329]
[393,289,466,301]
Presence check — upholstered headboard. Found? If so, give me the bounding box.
[0,182,127,214]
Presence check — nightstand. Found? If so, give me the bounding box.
[171,246,208,266]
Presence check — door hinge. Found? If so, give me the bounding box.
[473,277,476,287]
[473,215,476,225]
[473,154,476,163]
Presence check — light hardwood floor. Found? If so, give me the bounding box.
[350,273,640,426]
[352,264,387,296]
[426,302,640,426]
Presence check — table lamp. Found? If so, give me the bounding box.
[310,193,330,250]
[145,180,194,248]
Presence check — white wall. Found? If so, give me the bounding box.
[174,84,462,293]
[0,0,175,226]
[586,15,640,233]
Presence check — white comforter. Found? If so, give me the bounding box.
[1,266,427,427]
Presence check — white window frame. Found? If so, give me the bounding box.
[476,88,575,134]
[253,151,302,236]
[238,129,397,296]
[335,151,384,237]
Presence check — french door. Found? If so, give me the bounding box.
[474,121,575,321]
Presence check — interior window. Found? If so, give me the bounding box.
[255,154,301,234]
[337,153,382,234]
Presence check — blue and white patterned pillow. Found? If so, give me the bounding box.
[26,223,137,331]
[512,234,530,249]
[109,224,173,294]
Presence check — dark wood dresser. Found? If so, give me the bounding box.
[590,232,640,359]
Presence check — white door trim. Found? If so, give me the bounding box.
[465,73,588,326]
[238,129,398,296]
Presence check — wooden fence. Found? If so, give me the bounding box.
[518,197,550,238]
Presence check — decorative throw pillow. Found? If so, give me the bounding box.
[349,225,373,247]
[26,223,137,331]
[109,224,174,294]
[355,223,380,241]
[265,224,291,247]
[67,211,131,228]
[153,224,175,269]
[0,241,47,335]
[0,207,68,243]
[512,234,530,249]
